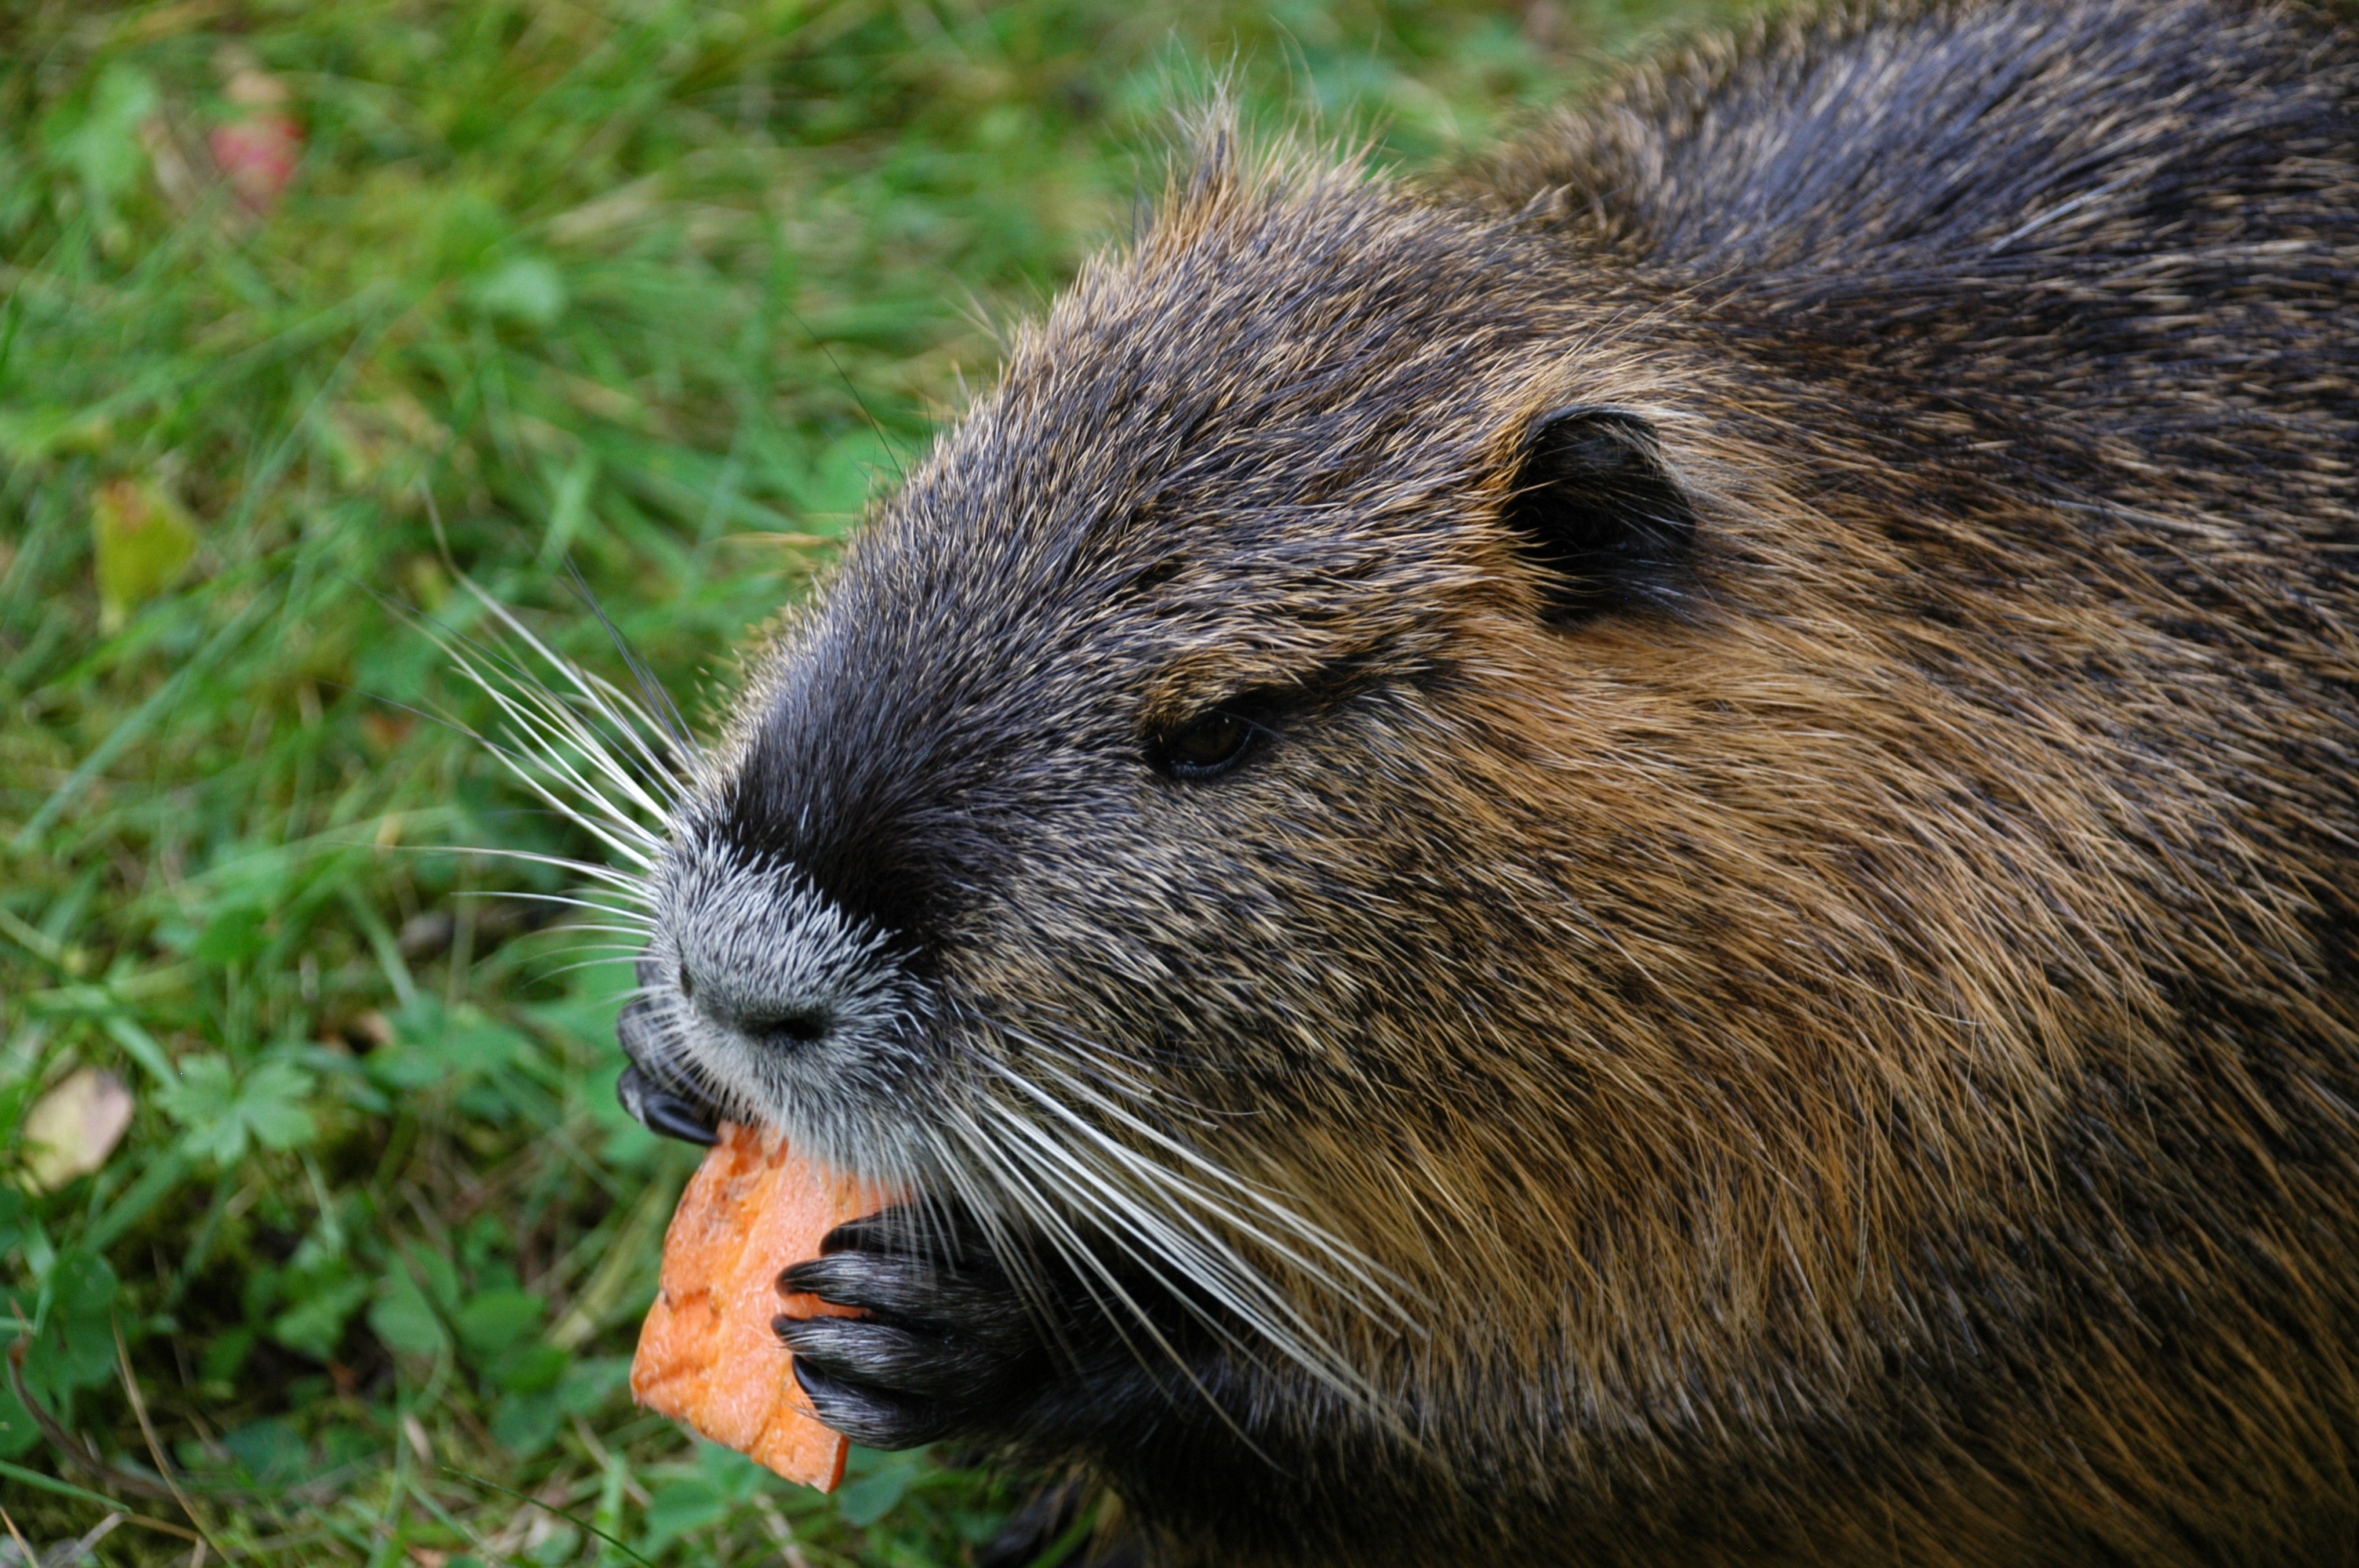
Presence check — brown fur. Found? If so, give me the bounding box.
[621,1,2359,1561]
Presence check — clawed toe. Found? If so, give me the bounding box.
[791,1356,954,1449]
[771,1202,1052,1446]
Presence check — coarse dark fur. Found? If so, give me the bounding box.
[604,0,2359,1562]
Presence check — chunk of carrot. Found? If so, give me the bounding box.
[629,1121,895,1490]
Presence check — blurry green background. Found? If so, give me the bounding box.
[0,2,1728,1562]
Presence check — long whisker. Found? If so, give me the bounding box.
[442,662,671,866]
[940,1102,1214,1374]
[434,877,652,920]
[563,562,700,763]
[533,953,660,980]
[389,589,691,833]
[995,1037,1413,1327]
[467,581,701,804]
[400,588,701,898]
[460,846,658,903]
[465,896,652,931]
[962,1056,1402,1413]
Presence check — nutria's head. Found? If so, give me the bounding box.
[612,136,2180,1444]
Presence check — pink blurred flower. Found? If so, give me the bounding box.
[209,112,302,212]
[209,67,302,212]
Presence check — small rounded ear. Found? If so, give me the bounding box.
[1501,405,1696,622]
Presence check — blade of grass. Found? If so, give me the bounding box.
[113,1316,234,1564]
[13,588,278,849]
[0,1461,201,1543]
[442,1468,658,1568]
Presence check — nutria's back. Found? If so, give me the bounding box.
[612,2,2359,1562]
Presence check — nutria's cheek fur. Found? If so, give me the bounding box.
[619,0,2359,1560]
[953,602,2159,1425]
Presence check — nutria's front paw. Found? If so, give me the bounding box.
[774,1208,1049,1450]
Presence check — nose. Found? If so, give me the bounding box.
[732,1004,834,1051]
[677,959,837,1054]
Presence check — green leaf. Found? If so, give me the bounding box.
[470,257,568,328]
[220,1417,308,1487]
[555,1356,629,1417]
[368,1268,449,1359]
[699,1444,770,1494]
[200,1325,254,1386]
[409,1245,463,1312]
[495,1341,567,1395]
[319,1423,378,1470]
[24,1250,118,1399]
[491,1388,563,1457]
[153,1055,242,1163]
[834,1447,924,1528]
[272,1272,369,1362]
[455,1286,544,1359]
[242,1060,322,1150]
[157,1053,319,1165]
[0,1356,41,1458]
[369,1001,527,1093]
[641,1475,729,1555]
[191,904,268,967]
[43,63,158,216]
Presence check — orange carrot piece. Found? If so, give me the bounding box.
[630,1121,895,1490]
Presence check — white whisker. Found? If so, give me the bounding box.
[533,954,655,980]
[462,846,658,903]
[466,583,702,803]
[997,1046,1413,1328]
[455,886,651,921]
[963,1061,1398,1413]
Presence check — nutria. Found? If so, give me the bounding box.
[595,0,2359,1561]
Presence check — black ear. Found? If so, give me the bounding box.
[1502,405,1696,622]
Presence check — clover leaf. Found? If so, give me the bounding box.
[157,1054,319,1166]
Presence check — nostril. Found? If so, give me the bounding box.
[743,1007,832,1051]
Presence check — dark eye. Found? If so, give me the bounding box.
[1154,708,1256,779]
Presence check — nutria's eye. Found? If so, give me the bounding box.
[1153,709,1256,779]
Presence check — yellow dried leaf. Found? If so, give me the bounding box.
[92,476,200,630]
[23,1068,136,1190]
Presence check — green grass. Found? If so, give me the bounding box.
[0,2,1717,1562]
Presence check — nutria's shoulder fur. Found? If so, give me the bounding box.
[608,0,2359,1562]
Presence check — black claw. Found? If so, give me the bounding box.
[818,1208,929,1256]
[766,1202,1065,1446]
[792,1356,951,1450]
[777,1310,1028,1406]
[785,1253,1034,1344]
[616,1063,719,1145]
[772,1310,909,1375]
[774,1202,1225,1485]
